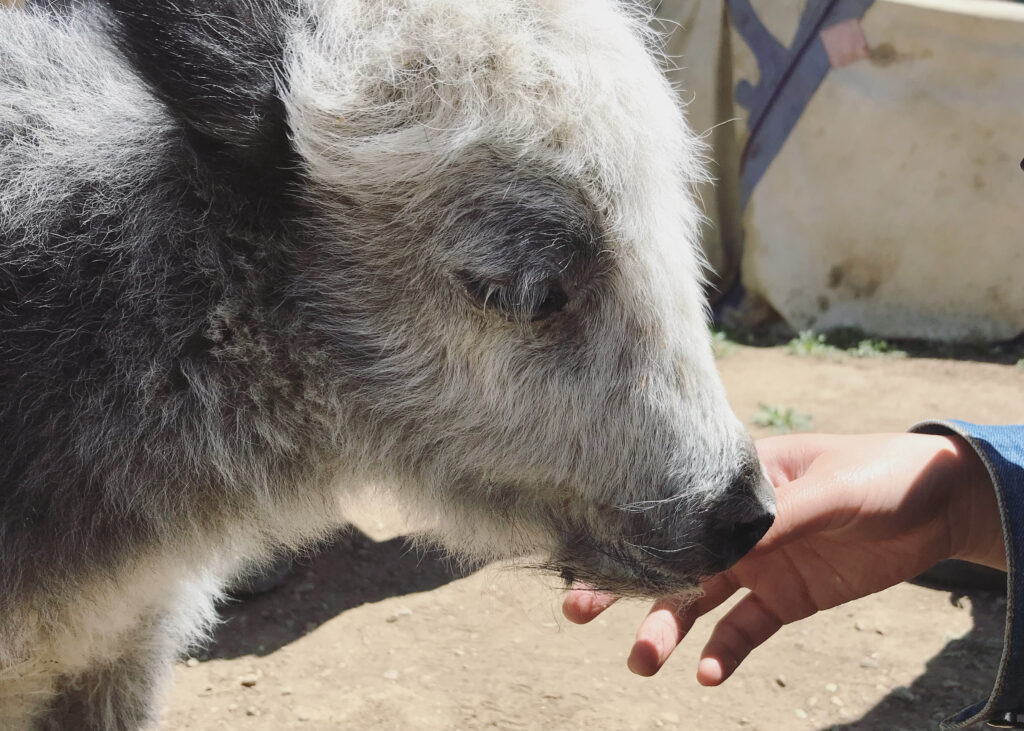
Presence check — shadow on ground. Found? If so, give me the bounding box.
[202,529,471,660]
[715,323,1024,366]
[825,587,1007,730]
[199,534,1007,729]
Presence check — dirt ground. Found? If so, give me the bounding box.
[160,344,1022,731]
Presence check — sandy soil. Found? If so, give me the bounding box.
[160,345,1022,731]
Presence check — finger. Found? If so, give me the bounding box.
[627,596,694,676]
[628,573,741,676]
[697,592,785,686]
[562,584,619,624]
[755,434,835,486]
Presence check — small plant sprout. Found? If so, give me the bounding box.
[754,404,813,433]
[711,328,738,359]
[786,331,841,358]
[848,338,905,359]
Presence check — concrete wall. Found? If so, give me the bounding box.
[656,0,1024,342]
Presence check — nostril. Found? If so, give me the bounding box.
[726,511,775,567]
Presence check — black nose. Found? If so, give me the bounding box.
[714,436,777,569]
[724,509,775,568]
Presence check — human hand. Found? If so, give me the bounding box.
[562,432,1002,684]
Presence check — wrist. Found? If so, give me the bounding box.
[943,435,1006,571]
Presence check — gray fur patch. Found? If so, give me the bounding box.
[0,1,771,726]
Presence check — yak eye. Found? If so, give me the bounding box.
[530,281,568,321]
[456,271,569,323]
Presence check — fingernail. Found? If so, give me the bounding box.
[697,657,725,685]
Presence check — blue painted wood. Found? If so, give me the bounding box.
[726,0,875,208]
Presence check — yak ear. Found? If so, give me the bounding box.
[102,0,296,187]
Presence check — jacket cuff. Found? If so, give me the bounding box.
[911,420,1023,729]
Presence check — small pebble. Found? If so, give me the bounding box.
[860,657,880,669]
[239,673,259,688]
[830,696,844,707]
[825,683,838,693]
[854,621,865,632]
[185,657,199,668]
[383,669,400,681]
[775,675,787,688]
[795,709,808,719]
[246,707,259,717]
[281,687,293,696]
[659,712,680,724]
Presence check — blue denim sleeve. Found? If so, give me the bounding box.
[911,420,1024,730]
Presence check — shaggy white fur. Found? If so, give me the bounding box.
[0,1,774,727]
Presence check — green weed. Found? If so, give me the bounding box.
[786,331,841,358]
[711,329,738,358]
[753,404,813,433]
[847,338,906,359]
[787,330,904,359]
